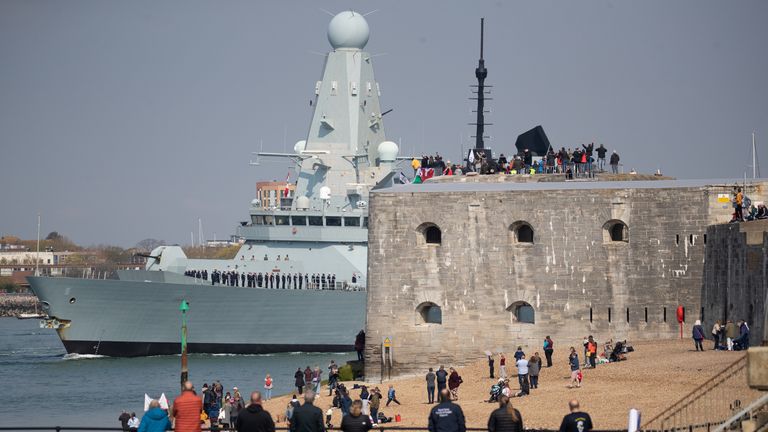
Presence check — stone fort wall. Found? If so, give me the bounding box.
[365,178,768,377]
[702,220,768,347]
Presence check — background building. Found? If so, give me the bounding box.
[256,181,296,210]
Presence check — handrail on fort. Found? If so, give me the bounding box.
[641,353,763,432]
[0,428,627,432]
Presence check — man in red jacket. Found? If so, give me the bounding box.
[173,381,203,432]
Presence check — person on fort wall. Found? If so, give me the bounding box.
[543,336,554,368]
[692,320,705,351]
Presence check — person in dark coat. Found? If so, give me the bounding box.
[354,330,365,361]
[236,392,275,432]
[692,320,705,351]
[294,368,305,395]
[289,391,325,432]
[428,389,466,432]
[487,395,523,432]
[609,151,620,174]
[488,356,495,379]
[435,366,448,393]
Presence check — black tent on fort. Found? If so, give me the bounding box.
[514,125,551,156]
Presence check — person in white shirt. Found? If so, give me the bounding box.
[127,413,140,432]
[515,354,529,393]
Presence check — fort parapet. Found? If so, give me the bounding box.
[365,176,768,377]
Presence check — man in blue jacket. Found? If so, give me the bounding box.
[138,400,172,432]
[428,389,466,432]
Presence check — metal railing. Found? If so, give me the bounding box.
[642,354,764,431]
[0,428,626,432]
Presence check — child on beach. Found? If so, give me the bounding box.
[386,385,401,406]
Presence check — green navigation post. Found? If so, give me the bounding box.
[180,299,189,390]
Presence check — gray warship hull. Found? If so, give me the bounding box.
[28,275,366,357]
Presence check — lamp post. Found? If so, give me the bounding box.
[180,299,190,390]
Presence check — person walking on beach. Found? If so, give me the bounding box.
[340,400,373,432]
[304,367,313,391]
[725,320,738,351]
[448,367,463,400]
[558,400,593,432]
[428,389,466,432]
[289,390,324,432]
[236,391,275,432]
[295,368,305,395]
[515,354,529,391]
[513,347,525,362]
[488,355,495,378]
[567,348,581,388]
[369,388,381,424]
[487,395,523,432]
[426,368,437,404]
[172,381,202,432]
[712,320,722,350]
[436,366,448,393]
[586,336,597,369]
[264,374,273,401]
[692,320,705,351]
[386,384,401,406]
[138,400,172,432]
[528,353,541,389]
[499,354,507,379]
[543,336,554,368]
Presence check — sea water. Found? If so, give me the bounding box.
[0,318,353,427]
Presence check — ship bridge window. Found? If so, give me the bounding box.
[275,216,289,226]
[308,216,323,226]
[291,216,307,226]
[251,215,265,225]
[344,217,360,227]
[363,217,369,228]
[264,215,275,226]
[326,217,342,226]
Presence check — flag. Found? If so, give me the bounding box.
[283,172,290,197]
[420,167,434,181]
[468,149,475,164]
[398,172,409,184]
[144,394,151,412]
[413,170,423,184]
[159,393,169,410]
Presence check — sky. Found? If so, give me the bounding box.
[1,1,767,247]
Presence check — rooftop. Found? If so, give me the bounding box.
[375,174,765,194]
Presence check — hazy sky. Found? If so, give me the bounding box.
[1,1,767,247]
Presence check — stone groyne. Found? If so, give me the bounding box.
[0,294,41,317]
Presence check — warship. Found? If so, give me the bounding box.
[28,11,404,356]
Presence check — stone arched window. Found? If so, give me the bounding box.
[603,220,628,243]
[506,301,535,324]
[417,223,442,245]
[510,221,534,244]
[416,302,442,324]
